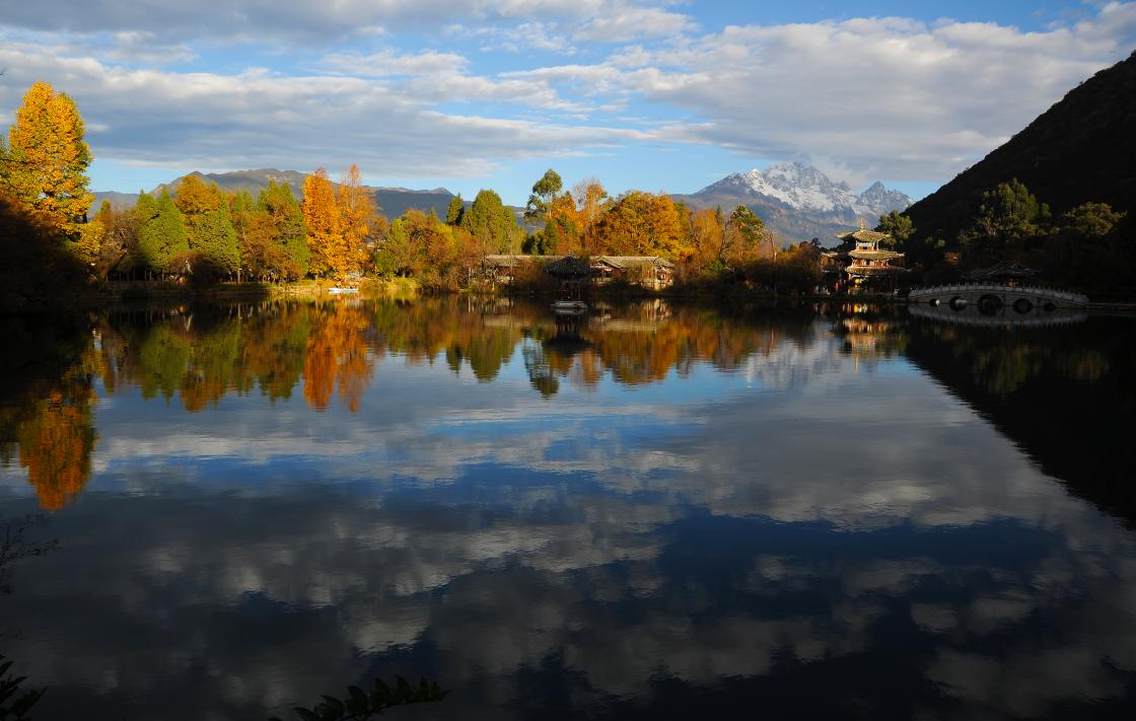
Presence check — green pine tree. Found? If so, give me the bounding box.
[445,194,464,225]
[259,180,310,277]
[461,189,521,254]
[137,190,188,274]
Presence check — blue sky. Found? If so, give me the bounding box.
[1,1,1133,204]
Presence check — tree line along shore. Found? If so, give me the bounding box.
[1,80,1131,312]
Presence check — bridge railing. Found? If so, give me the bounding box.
[908,282,1088,304]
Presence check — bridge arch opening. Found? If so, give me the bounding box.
[978,294,1003,316]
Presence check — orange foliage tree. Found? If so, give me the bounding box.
[303,303,374,412]
[3,81,93,237]
[588,191,687,259]
[301,169,342,278]
[334,164,380,279]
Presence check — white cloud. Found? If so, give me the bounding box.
[573,4,696,43]
[0,40,655,179]
[2,2,1133,189]
[510,4,1136,180]
[0,0,693,44]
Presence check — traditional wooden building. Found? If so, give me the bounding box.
[836,221,904,288]
[481,254,550,285]
[480,254,675,290]
[589,256,675,290]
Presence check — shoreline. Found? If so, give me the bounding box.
[6,279,1136,315]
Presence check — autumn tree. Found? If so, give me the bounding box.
[724,205,770,263]
[589,191,685,258]
[301,168,342,278]
[461,189,522,254]
[688,207,725,271]
[3,81,93,237]
[174,174,240,277]
[573,178,608,229]
[333,164,379,279]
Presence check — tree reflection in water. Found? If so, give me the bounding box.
[1,299,1134,515]
[0,299,1134,721]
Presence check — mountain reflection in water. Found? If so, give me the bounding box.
[0,298,1134,720]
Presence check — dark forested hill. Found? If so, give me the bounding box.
[905,50,1136,251]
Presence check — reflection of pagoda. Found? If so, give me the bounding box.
[836,220,904,288]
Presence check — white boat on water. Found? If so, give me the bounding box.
[551,300,588,314]
[328,287,359,295]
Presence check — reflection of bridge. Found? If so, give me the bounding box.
[908,283,1088,322]
[908,303,1088,327]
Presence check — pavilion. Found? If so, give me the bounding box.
[835,220,905,289]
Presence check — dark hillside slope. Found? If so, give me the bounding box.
[906,51,1136,252]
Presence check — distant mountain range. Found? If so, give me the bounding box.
[95,164,909,243]
[94,169,462,220]
[673,161,912,245]
[905,50,1135,256]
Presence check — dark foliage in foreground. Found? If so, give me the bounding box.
[270,677,447,721]
[0,657,42,720]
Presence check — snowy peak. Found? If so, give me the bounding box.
[856,181,911,214]
[699,162,911,216]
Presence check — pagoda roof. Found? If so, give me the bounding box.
[846,264,907,275]
[849,248,904,260]
[836,228,891,244]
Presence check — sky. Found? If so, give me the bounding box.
[0,1,1133,204]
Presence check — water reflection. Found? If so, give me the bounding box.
[0,300,1133,720]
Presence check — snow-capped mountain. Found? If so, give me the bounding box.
[674,161,912,244]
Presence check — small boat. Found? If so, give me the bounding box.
[551,300,588,314]
[328,287,359,295]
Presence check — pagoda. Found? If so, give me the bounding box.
[836,219,905,287]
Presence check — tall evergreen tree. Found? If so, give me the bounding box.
[875,210,914,249]
[137,191,188,274]
[524,169,563,223]
[174,174,239,275]
[259,181,310,278]
[445,194,464,226]
[461,189,521,254]
[4,81,94,236]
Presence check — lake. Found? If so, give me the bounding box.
[1,297,1134,720]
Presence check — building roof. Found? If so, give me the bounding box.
[849,248,904,261]
[482,254,562,268]
[837,228,892,244]
[591,256,675,270]
[846,263,908,275]
[545,256,593,277]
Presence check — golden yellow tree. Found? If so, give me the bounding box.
[301,168,341,277]
[4,81,94,236]
[334,163,377,279]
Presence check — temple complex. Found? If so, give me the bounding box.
[836,220,905,288]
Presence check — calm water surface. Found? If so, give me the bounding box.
[1,298,1134,720]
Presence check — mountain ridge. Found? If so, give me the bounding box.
[904,50,1136,256]
[94,168,460,219]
